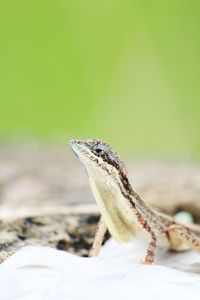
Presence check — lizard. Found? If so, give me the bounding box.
[69,139,200,264]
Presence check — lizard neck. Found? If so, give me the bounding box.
[118,170,157,221]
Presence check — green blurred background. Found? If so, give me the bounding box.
[0,1,199,157]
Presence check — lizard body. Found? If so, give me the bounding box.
[69,139,200,264]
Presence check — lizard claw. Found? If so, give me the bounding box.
[140,259,153,265]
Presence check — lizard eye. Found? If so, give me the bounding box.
[94,148,104,155]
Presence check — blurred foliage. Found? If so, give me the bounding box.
[0,1,199,157]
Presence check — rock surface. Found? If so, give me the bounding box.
[0,239,200,300]
[0,214,104,262]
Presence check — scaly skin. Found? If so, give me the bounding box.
[69,139,200,264]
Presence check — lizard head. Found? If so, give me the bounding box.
[69,139,128,180]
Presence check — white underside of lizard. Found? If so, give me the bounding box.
[89,175,137,243]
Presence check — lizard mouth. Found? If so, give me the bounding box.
[69,140,89,177]
[69,140,79,158]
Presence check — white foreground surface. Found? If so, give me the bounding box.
[0,239,200,300]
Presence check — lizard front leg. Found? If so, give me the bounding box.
[143,232,157,264]
[89,216,107,257]
[168,224,200,253]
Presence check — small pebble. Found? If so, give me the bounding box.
[174,211,194,225]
